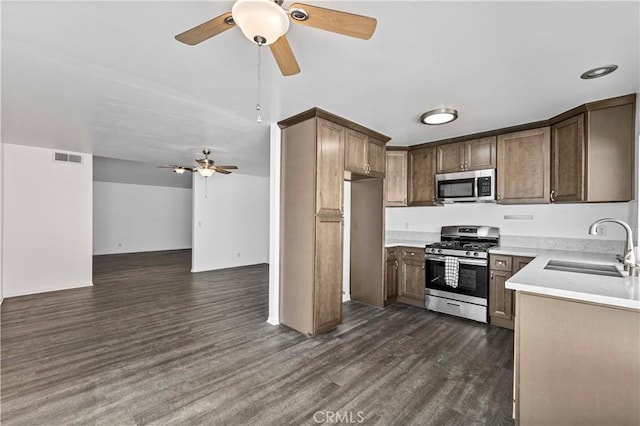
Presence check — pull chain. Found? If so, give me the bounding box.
[256,43,262,123]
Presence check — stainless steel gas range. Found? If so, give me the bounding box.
[424,226,500,323]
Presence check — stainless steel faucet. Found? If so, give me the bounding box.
[589,218,638,277]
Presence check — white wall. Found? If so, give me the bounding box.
[192,172,269,272]
[93,182,192,255]
[2,144,93,297]
[268,123,280,325]
[342,182,351,302]
[0,143,4,304]
[387,202,631,241]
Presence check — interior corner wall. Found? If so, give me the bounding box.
[191,172,269,272]
[2,144,93,297]
[93,182,192,255]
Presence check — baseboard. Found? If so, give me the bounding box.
[266,316,280,325]
[191,262,268,273]
[4,282,93,298]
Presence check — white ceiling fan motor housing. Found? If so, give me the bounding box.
[232,0,290,45]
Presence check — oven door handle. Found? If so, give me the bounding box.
[425,255,488,266]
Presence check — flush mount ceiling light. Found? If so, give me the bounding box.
[580,64,618,79]
[232,0,290,46]
[420,108,459,125]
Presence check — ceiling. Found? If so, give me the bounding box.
[2,1,639,177]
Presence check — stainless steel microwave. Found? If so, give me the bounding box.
[435,169,496,203]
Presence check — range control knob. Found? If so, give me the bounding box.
[473,252,479,257]
[465,251,471,256]
[437,249,443,254]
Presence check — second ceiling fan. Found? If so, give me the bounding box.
[175,0,377,76]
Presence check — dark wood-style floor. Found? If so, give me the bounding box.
[1,250,514,425]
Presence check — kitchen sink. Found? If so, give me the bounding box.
[544,259,624,278]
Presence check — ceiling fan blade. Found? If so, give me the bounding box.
[214,168,232,175]
[175,12,235,46]
[215,165,239,170]
[269,35,300,76]
[289,3,377,40]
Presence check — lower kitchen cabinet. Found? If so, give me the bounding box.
[385,246,425,308]
[489,254,533,329]
[395,247,426,307]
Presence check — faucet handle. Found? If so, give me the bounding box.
[615,254,624,264]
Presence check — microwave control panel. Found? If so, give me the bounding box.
[477,176,493,196]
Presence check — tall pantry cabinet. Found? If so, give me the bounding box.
[278,108,390,336]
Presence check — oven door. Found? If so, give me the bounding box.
[425,255,488,299]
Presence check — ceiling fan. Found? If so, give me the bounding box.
[159,149,238,178]
[175,0,377,76]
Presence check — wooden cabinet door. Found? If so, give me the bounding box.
[385,150,408,206]
[317,119,345,215]
[551,114,585,202]
[314,216,343,334]
[408,146,437,206]
[497,127,551,204]
[385,258,398,303]
[465,136,497,171]
[399,258,425,301]
[490,269,513,321]
[512,256,534,274]
[436,142,465,173]
[344,129,368,175]
[368,138,386,177]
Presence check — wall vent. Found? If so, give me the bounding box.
[54,151,82,164]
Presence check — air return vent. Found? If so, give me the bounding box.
[54,151,82,164]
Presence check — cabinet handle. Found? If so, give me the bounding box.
[460,163,464,170]
[403,197,407,205]
[550,190,556,203]
[496,193,502,201]
[394,260,398,268]
[491,271,494,279]
[422,263,425,270]
[447,302,461,307]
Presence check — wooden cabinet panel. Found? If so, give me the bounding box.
[399,258,425,302]
[344,129,368,175]
[385,150,408,207]
[552,114,585,202]
[436,142,465,173]
[490,269,513,321]
[586,103,634,202]
[512,256,534,274]
[317,119,345,215]
[497,127,550,204]
[368,138,386,177]
[408,146,437,206]
[314,216,343,333]
[401,247,423,260]
[465,137,496,171]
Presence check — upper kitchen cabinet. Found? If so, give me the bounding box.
[550,94,635,203]
[345,129,387,179]
[385,149,408,207]
[408,146,437,206]
[497,127,551,204]
[436,137,497,173]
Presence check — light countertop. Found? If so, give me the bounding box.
[490,246,640,311]
[385,239,432,248]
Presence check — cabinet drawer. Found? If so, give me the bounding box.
[386,247,398,260]
[401,247,423,260]
[490,255,512,272]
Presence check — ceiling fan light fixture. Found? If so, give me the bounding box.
[173,167,187,174]
[420,108,458,125]
[232,0,290,46]
[197,168,215,178]
[580,64,618,79]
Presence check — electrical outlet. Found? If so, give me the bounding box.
[596,224,607,236]
[404,222,409,229]
[237,252,241,258]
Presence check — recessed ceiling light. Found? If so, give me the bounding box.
[420,108,458,125]
[580,64,618,79]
